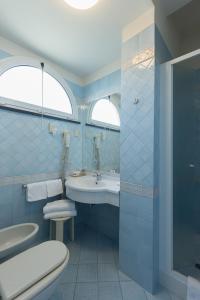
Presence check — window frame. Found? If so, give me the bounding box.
[88,98,120,130]
[0,56,78,121]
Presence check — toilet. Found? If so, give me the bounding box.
[0,241,69,300]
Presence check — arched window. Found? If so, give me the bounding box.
[91,98,120,127]
[0,57,78,119]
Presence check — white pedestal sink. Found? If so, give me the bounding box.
[0,223,39,260]
[65,174,120,207]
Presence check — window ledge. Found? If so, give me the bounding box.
[0,97,80,123]
[86,122,120,132]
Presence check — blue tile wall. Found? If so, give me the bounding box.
[67,80,84,100]
[84,70,121,102]
[0,49,84,240]
[154,26,173,189]
[0,108,83,241]
[154,27,173,288]
[120,193,154,290]
[154,27,175,287]
[0,109,82,178]
[80,203,119,242]
[120,25,155,188]
[119,24,158,293]
[0,183,49,239]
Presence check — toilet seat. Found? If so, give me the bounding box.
[0,241,69,300]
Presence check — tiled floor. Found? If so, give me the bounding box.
[50,227,182,300]
[174,225,200,280]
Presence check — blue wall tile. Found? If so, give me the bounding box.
[81,204,119,242]
[67,80,84,100]
[154,27,173,284]
[120,203,154,292]
[84,70,121,101]
[120,25,158,293]
[0,109,82,178]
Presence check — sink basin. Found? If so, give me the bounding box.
[65,174,120,207]
[0,223,39,260]
[71,177,107,189]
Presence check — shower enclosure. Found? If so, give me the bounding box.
[159,49,200,292]
[173,52,200,279]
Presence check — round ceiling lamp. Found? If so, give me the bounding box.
[64,0,98,10]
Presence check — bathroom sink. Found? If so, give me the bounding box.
[0,223,39,260]
[65,174,120,207]
[69,177,106,189]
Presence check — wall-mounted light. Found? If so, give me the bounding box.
[64,0,98,10]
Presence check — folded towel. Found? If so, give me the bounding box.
[46,180,63,197]
[26,181,47,202]
[44,210,77,220]
[43,199,75,214]
[187,276,200,300]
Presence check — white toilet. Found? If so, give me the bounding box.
[0,241,69,300]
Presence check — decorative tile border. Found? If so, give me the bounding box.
[0,172,68,187]
[0,174,158,199]
[121,180,156,199]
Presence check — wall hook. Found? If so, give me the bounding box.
[133,98,139,104]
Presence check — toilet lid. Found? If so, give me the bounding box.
[0,241,68,300]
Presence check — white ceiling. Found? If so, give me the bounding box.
[0,0,192,79]
[0,0,152,78]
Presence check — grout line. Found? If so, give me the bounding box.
[73,279,126,283]
[71,230,122,300]
[73,243,81,300]
[119,281,124,300]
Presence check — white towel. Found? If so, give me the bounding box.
[43,199,75,214]
[44,210,77,220]
[46,180,63,197]
[26,181,47,202]
[187,276,200,300]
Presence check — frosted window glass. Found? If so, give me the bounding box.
[0,66,72,114]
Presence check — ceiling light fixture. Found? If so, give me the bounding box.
[64,0,98,10]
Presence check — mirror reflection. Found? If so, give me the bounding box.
[81,93,120,174]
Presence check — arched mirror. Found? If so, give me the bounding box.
[81,93,120,173]
[90,98,120,127]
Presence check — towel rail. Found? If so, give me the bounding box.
[23,179,63,190]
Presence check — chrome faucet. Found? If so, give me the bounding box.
[95,171,102,184]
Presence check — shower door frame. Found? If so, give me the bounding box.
[159,49,200,286]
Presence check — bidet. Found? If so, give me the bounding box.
[0,223,39,260]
